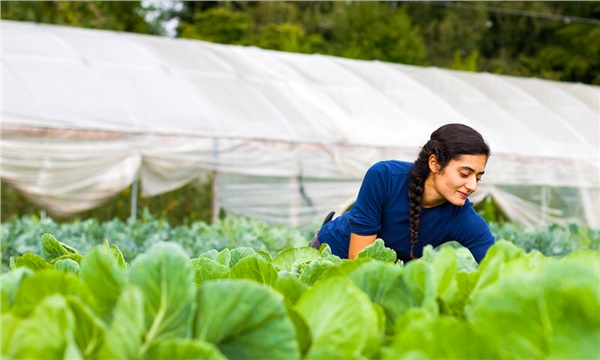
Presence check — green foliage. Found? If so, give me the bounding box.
[271,247,321,273]
[296,276,383,358]
[3,214,598,277]
[4,294,81,359]
[355,238,397,263]
[1,268,32,312]
[195,280,300,359]
[1,213,312,273]
[144,338,226,360]
[229,256,279,286]
[258,23,324,54]
[342,261,408,336]
[489,222,600,256]
[413,3,488,70]
[331,2,427,65]
[259,23,303,52]
[179,7,250,45]
[466,249,600,359]
[2,234,598,359]
[129,242,196,351]
[474,195,508,225]
[384,308,503,359]
[522,23,600,84]
[0,1,155,34]
[41,233,77,261]
[450,50,481,72]
[78,246,126,322]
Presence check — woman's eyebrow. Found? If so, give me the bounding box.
[459,166,485,175]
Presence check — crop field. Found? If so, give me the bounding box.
[1,216,599,359]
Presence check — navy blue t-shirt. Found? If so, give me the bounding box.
[317,160,495,263]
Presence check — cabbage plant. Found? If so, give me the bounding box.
[2,235,599,359]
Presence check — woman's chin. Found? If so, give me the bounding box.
[449,197,467,206]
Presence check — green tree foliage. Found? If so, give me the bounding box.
[329,2,427,65]
[480,2,552,59]
[476,2,561,77]
[523,23,600,84]
[235,1,300,26]
[178,7,250,45]
[176,3,325,54]
[401,1,488,70]
[401,1,600,82]
[175,2,427,65]
[1,1,155,34]
[258,23,324,54]
[450,50,480,72]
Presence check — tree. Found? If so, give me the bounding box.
[330,1,427,65]
[521,2,600,84]
[450,50,480,72]
[403,1,600,82]
[1,1,155,34]
[178,7,250,45]
[258,23,324,54]
[523,24,600,84]
[401,1,488,69]
[176,2,326,54]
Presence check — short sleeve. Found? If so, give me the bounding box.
[348,162,389,235]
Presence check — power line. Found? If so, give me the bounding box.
[429,1,600,25]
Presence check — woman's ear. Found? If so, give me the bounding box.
[428,154,440,173]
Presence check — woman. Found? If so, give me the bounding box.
[311,123,495,264]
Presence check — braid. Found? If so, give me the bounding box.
[408,175,424,259]
[408,149,430,259]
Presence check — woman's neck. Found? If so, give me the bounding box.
[421,174,446,208]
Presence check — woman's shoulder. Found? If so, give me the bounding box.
[370,160,414,175]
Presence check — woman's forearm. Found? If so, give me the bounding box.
[348,233,377,259]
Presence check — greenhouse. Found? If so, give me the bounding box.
[2,19,599,228]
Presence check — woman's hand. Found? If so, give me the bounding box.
[348,233,377,260]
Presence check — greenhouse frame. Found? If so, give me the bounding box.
[2,20,599,228]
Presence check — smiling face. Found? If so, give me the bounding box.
[422,154,488,207]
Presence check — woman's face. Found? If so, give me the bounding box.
[424,154,488,207]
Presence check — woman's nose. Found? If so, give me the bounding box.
[466,177,478,192]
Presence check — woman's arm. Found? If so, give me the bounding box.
[348,233,377,260]
[454,205,495,264]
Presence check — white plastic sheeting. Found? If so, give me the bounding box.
[2,20,599,228]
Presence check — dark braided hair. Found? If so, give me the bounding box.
[408,123,490,259]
